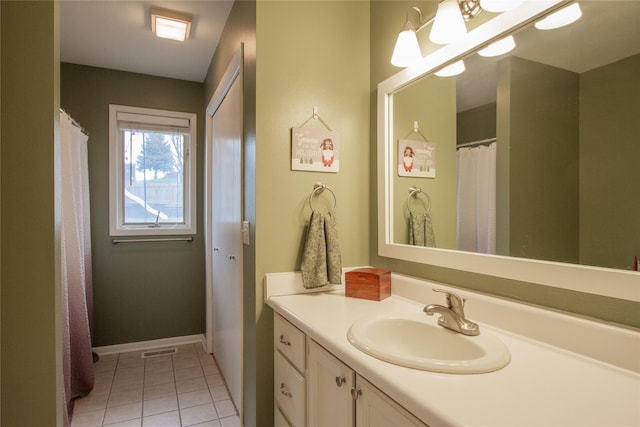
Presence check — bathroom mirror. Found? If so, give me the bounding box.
[378,0,639,301]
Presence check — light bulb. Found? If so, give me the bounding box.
[478,35,516,57]
[430,0,467,45]
[435,60,466,77]
[391,28,422,67]
[535,3,582,30]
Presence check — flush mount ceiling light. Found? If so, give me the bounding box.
[535,3,582,30]
[151,7,192,42]
[391,0,516,68]
[478,35,516,57]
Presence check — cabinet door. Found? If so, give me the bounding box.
[355,375,428,427]
[307,340,355,427]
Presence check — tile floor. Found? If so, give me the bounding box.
[71,343,240,427]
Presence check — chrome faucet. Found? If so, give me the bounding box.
[424,289,480,336]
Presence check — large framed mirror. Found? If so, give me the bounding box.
[378,0,639,301]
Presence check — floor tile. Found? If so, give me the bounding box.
[178,389,212,409]
[144,382,177,401]
[145,370,175,387]
[142,410,181,427]
[103,402,142,425]
[176,377,207,395]
[74,392,109,413]
[143,395,179,417]
[103,419,141,427]
[174,366,204,382]
[180,403,218,426]
[108,388,143,408]
[213,400,236,419]
[219,416,240,427]
[73,345,234,426]
[209,385,230,402]
[71,408,105,427]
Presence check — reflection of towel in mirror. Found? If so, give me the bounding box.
[301,211,342,288]
[409,211,436,247]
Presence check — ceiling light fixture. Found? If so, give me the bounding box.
[151,7,192,42]
[534,3,582,30]
[478,35,516,57]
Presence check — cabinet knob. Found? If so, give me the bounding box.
[279,334,291,346]
[350,386,362,400]
[335,375,346,387]
[229,255,236,260]
[280,382,292,398]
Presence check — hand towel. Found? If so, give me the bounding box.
[301,211,342,288]
[409,212,436,247]
[324,211,342,285]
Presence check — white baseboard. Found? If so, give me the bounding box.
[93,334,206,356]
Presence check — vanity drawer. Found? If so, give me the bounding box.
[274,350,305,427]
[274,313,305,372]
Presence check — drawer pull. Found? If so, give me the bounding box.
[280,382,293,398]
[279,334,291,346]
[335,375,346,387]
[351,386,362,400]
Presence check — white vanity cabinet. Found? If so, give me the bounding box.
[354,376,428,427]
[307,339,355,426]
[274,313,428,427]
[274,314,306,427]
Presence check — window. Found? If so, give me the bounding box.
[109,105,196,236]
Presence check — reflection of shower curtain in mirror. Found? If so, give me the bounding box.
[457,143,496,254]
[60,111,94,425]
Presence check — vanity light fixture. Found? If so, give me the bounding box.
[391,0,514,67]
[151,7,192,42]
[435,60,466,77]
[478,35,516,57]
[534,3,582,30]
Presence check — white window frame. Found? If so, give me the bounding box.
[109,104,197,236]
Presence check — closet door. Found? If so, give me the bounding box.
[211,71,243,412]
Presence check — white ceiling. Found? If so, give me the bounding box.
[60,0,234,82]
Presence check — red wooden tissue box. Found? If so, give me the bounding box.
[345,268,391,301]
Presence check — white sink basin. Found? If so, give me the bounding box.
[347,313,511,374]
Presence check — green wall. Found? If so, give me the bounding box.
[579,54,640,270]
[457,102,496,145]
[1,1,62,424]
[497,56,580,263]
[392,76,457,248]
[255,1,370,424]
[60,63,206,346]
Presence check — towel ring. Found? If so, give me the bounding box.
[309,182,337,212]
[407,186,431,213]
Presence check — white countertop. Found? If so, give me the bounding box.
[265,272,640,427]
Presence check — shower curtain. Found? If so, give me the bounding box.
[457,142,496,254]
[60,111,94,425]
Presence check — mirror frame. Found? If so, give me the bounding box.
[377,0,639,302]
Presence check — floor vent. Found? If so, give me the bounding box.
[141,348,177,358]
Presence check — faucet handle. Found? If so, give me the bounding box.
[432,289,465,315]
